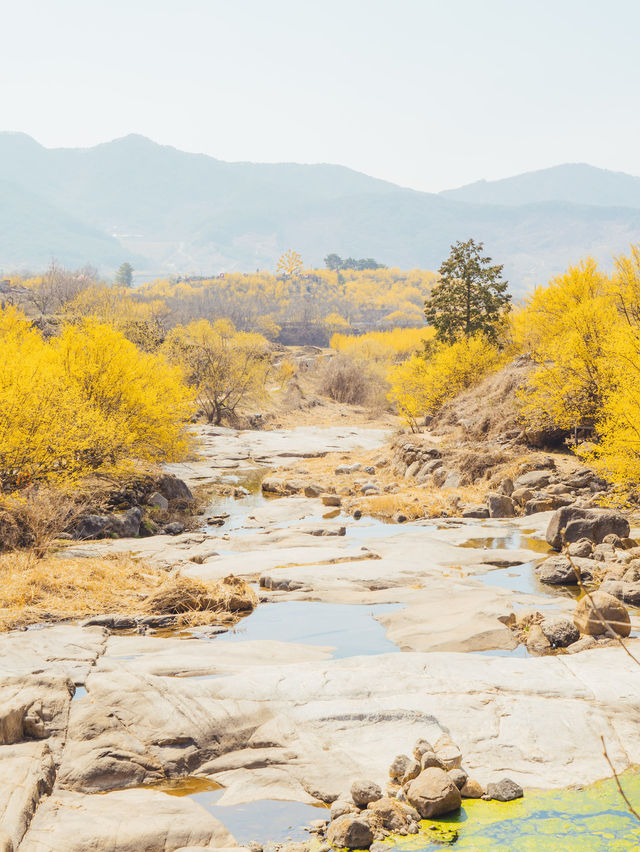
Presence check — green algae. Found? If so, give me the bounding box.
[385,772,640,851]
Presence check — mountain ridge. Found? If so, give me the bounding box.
[1,133,640,291]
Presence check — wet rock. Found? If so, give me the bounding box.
[447,768,468,790]
[486,778,524,801]
[406,768,461,818]
[540,617,580,649]
[546,507,630,550]
[351,779,383,808]
[486,493,515,518]
[326,815,373,850]
[460,778,484,798]
[573,591,631,637]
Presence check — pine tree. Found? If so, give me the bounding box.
[115,262,134,288]
[425,239,510,343]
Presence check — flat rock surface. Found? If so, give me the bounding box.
[19,788,236,852]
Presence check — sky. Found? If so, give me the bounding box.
[2,0,640,192]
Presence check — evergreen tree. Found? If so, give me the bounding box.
[115,262,134,287]
[425,238,510,343]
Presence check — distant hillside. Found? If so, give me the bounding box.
[1,133,640,292]
[440,163,640,208]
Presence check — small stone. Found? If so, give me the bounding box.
[330,798,354,820]
[326,815,373,850]
[389,754,413,781]
[412,738,433,761]
[486,778,524,801]
[350,779,383,808]
[525,623,552,655]
[540,616,580,648]
[460,778,484,798]
[434,734,462,770]
[568,539,594,558]
[321,494,342,507]
[420,751,445,771]
[353,509,362,519]
[447,768,468,790]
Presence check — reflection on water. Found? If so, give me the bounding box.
[154,777,328,843]
[460,529,552,555]
[390,771,640,852]
[221,600,403,658]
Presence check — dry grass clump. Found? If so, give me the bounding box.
[347,484,485,521]
[142,574,257,623]
[0,487,84,556]
[0,553,256,632]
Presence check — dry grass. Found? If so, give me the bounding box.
[0,552,256,632]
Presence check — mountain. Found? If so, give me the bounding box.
[440,163,640,208]
[1,132,640,292]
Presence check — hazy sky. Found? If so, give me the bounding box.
[3,0,640,192]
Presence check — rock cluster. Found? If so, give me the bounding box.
[316,735,523,849]
[70,474,194,540]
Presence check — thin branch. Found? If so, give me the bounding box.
[601,735,640,822]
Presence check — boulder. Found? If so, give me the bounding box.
[405,768,461,818]
[540,617,580,648]
[546,507,630,550]
[601,580,640,606]
[486,778,524,801]
[156,475,194,503]
[304,484,323,498]
[536,555,595,585]
[326,815,373,850]
[350,779,383,808]
[486,493,516,518]
[573,591,631,638]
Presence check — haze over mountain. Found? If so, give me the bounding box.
[2,132,640,293]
